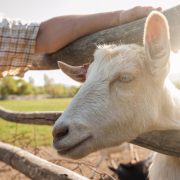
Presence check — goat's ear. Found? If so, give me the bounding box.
[144,11,170,76]
[58,61,89,83]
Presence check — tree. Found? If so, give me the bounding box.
[0,77,17,98]
[0,77,35,98]
[16,79,33,95]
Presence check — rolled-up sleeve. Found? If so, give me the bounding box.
[0,17,40,77]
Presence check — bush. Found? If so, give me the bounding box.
[44,84,79,98]
[0,76,79,99]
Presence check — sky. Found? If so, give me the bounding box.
[0,0,180,86]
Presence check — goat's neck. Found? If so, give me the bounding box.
[158,80,180,130]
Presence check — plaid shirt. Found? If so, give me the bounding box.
[0,17,39,77]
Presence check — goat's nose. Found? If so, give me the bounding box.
[52,125,69,141]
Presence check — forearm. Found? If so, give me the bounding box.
[35,11,121,54]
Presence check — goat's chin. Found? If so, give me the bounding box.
[56,141,116,159]
[56,138,96,159]
[57,150,90,159]
[57,147,97,159]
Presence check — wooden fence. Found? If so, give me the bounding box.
[0,5,180,179]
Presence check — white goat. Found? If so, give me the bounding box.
[53,11,180,180]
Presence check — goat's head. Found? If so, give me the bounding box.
[53,12,170,159]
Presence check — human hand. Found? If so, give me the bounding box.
[119,6,162,25]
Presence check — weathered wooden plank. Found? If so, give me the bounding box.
[131,130,180,157]
[0,141,88,180]
[0,107,61,125]
[31,5,180,70]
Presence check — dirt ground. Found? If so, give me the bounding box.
[0,144,151,180]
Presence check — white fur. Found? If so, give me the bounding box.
[53,12,180,179]
[149,154,180,180]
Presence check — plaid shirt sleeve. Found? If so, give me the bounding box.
[0,17,40,77]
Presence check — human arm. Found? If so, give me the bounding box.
[0,6,161,77]
[35,6,161,53]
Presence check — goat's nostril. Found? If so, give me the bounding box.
[53,126,69,140]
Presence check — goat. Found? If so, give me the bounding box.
[53,11,180,180]
[109,154,152,180]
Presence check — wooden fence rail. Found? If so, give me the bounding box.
[0,141,88,180]
[0,107,61,125]
[31,5,180,70]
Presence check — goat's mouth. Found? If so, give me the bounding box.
[56,135,93,156]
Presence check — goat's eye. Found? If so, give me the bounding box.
[119,73,134,83]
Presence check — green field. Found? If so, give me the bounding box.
[0,98,72,147]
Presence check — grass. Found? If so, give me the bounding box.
[0,98,72,147]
